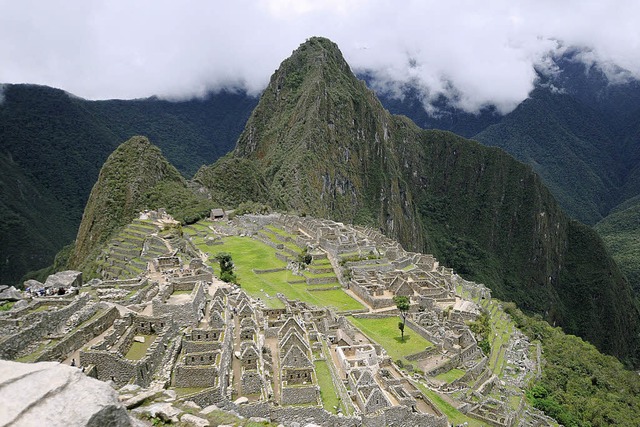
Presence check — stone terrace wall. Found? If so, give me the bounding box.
[220,400,448,427]
[0,294,91,360]
[281,385,319,405]
[80,315,177,387]
[35,306,120,362]
[173,364,218,388]
[350,283,395,309]
[378,406,448,427]
[405,318,440,346]
[234,402,358,427]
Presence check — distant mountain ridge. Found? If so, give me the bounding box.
[0,84,256,283]
[376,51,640,294]
[195,37,639,363]
[2,39,640,365]
[378,51,640,224]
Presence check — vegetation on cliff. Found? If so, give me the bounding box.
[504,303,640,427]
[198,37,639,364]
[0,85,255,283]
[67,136,214,275]
[595,196,640,295]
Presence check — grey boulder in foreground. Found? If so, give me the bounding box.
[0,360,132,427]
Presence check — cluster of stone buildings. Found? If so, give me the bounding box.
[0,210,552,427]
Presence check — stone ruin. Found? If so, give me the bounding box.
[0,211,554,427]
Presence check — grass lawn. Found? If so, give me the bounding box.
[190,233,363,312]
[347,316,433,364]
[434,368,466,383]
[125,335,156,360]
[0,301,15,311]
[315,360,342,413]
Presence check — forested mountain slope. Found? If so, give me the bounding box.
[197,37,640,363]
[0,84,255,282]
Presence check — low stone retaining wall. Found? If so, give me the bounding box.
[0,294,91,360]
[253,268,286,274]
[36,306,120,362]
[306,276,336,285]
[405,346,438,362]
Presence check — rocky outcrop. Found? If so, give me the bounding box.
[0,285,22,301]
[44,270,82,289]
[0,360,132,427]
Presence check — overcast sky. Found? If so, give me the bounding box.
[1,0,638,114]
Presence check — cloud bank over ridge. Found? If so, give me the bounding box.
[1,0,638,114]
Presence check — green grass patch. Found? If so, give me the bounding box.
[125,335,156,360]
[434,368,466,383]
[315,360,342,413]
[190,232,363,311]
[0,301,15,311]
[414,381,488,426]
[347,316,433,364]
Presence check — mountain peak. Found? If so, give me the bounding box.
[282,36,351,75]
[68,136,184,271]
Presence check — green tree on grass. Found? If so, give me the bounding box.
[394,295,410,341]
[215,252,237,284]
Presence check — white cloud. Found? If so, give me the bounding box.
[0,0,638,113]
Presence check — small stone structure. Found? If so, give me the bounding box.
[80,313,177,387]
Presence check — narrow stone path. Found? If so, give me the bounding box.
[265,337,281,403]
[64,325,114,366]
[231,315,242,398]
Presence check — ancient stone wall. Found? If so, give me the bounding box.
[173,365,218,388]
[182,340,223,353]
[127,282,159,305]
[176,387,225,407]
[184,351,219,366]
[378,406,448,427]
[171,273,213,284]
[405,318,439,345]
[242,369,263,394]
[405,346,438,361]
[234,402,359,427]
[349,283,394,309]
[80,315,177,387]
[35,306,120,362]
[306,276,337,285]
[152,281,206,327]
[0,294,91,360]
[281,385,319,405]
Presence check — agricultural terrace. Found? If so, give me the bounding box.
[414,381,489,427]
[185,225,363,312]
[347,316,433,365]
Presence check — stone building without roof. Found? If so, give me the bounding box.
[80,313,177,388]
[277,317,319,406]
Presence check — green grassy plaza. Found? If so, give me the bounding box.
[347,316,433,365]
[186,226,363,312]
[434,368,466,383]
